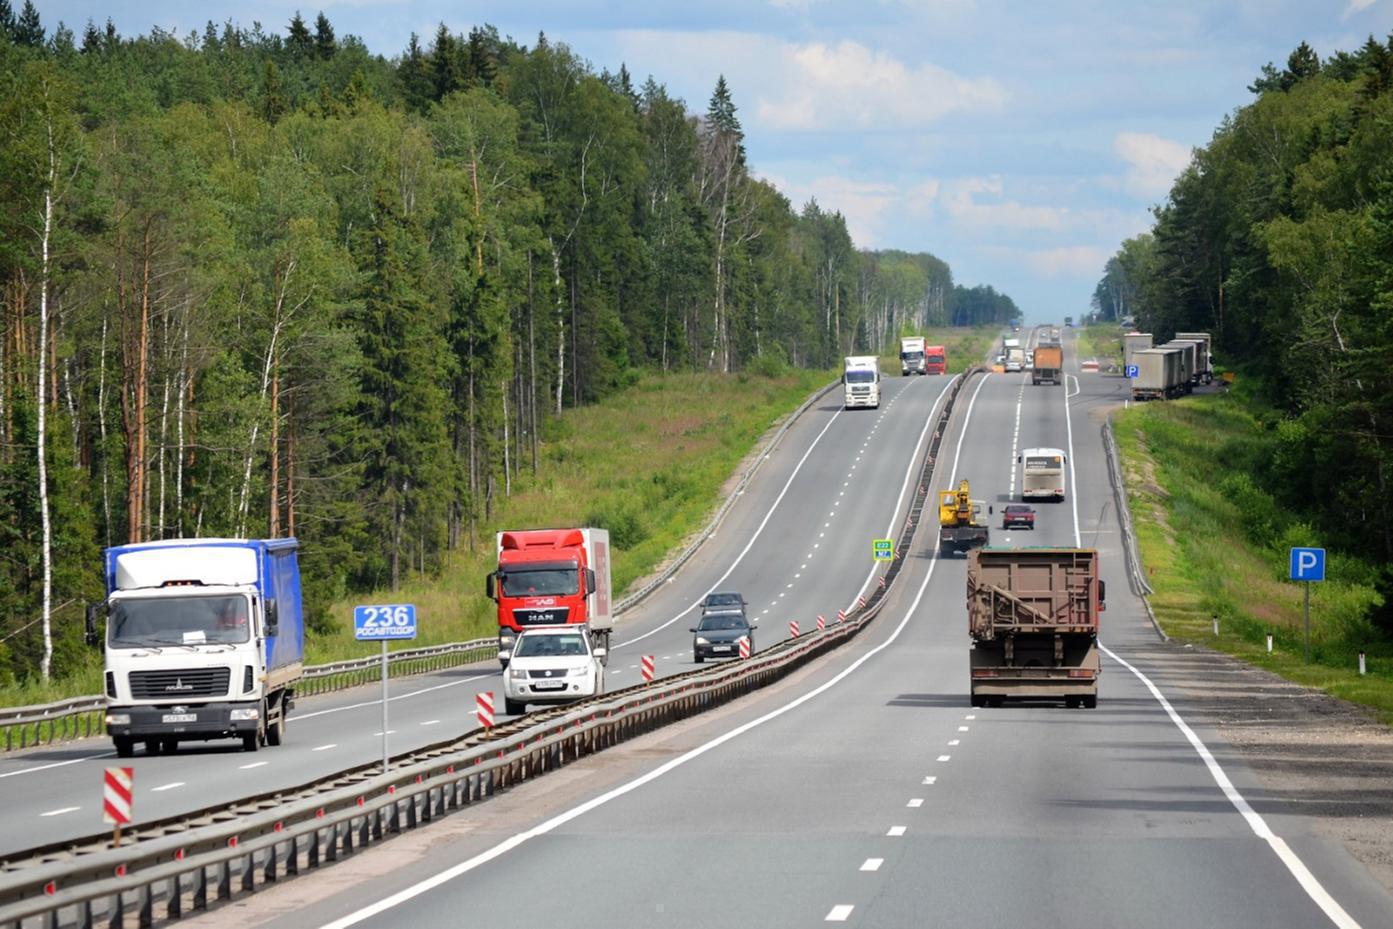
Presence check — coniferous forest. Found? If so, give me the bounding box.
[1092,38,1393,635]
[0,6,1021,686]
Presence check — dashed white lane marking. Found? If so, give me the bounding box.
[629,665,639,670]
[150,781,185,792]
[40,806,80,817]
[907,798,924,808]
[887,826,906,837]
[922,776,937,785]
[239,761,268,770]
[372,731,397,737]
[420,720,440,726]
[860,858,883,872]
[826,905,854,922]
[958,726,969,732]
[787,582,794,588]
[312,744,337,752]
[937,755,951,762]
[965,715,976,720]
[948,739,960,746]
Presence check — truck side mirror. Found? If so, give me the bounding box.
[1098,580,1106,603]
[485,572,497,600]
[265,600,279,638]
[585,568,596,596]
[989,505,994,515]
[85,602,103,648]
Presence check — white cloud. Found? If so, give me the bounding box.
[1022,246,1112,279]
[1343,0,1379,18]
[754,171,901,246]
[756,40,1007,130]
[1114,131,1191,199]
[937,176,1072,232]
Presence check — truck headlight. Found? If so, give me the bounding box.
[695,636,709,645]
[105,713,130,726]
[229,708,260,721]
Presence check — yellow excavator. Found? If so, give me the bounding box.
[938,479,991,558]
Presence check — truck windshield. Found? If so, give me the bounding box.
[845,370,876,383]
[900,351,923,361]
[926,354,945,365]
[500,566,578,597]
[109,595,251,647]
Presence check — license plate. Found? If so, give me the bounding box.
[162,713,196,724]
[533,681,565,691]
[712,645,732,652]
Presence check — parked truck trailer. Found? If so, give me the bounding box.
[1174,332,1213,384]
[1123,332,1153,373]
[967,547,1103,708]
[90,538,305,757]
[1130,347,1186,400]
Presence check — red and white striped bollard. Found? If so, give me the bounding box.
[788,619,800,638]
[641,655,655,682]
[738,636,751,659]
[477,691,495,727]
[817,615,826,632]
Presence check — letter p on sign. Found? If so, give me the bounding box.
[1289,547,1325,582]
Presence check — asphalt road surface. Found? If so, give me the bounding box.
[0,361,957,855]
[216,329,1393,929]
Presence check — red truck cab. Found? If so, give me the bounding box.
[924,345,947,375]
[486,528,613,667]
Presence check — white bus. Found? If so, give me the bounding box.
[1019,447,1067,501]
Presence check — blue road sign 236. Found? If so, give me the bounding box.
[354,604,418,640]
[1288,547,1325,582]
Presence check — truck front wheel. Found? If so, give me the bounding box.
[113,736,134,758]
[242,728,261,752]
[1083,695,1098,709]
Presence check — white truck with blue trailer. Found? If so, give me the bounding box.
[88,538,305,757]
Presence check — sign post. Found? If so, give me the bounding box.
[1288,548,1325,663]
[354,604,418,774]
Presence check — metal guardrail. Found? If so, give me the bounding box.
[1102,417,1168,642]
[0,370,978,929]
[0,380,842,753]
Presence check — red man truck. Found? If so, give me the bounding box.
[924,344,948,375]
[486,528,613,667]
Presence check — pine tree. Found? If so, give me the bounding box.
[430,24,465,100]
[342,68,370,112]
[14,0,43,46]
[399,33,433,112]
[0,0,15,40]
[466,26,498,87]
[80,19,100,54]
[1283,41,1321,88]
[287,11,312,57]
[261,59,287,123]
[616,63,640,111]
[313,12,336,59]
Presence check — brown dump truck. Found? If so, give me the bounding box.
[1031,341,1063,386]
[966,548,1103,708]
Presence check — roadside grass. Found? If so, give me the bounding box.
[1077,323,1125,366]
[1114,388,1393,724]
[305,367,832,664]
[877,326,996,375]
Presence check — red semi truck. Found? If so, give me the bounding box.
[486,528,613,667]
[924,344,948,375]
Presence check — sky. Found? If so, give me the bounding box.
[35,0,1393,324]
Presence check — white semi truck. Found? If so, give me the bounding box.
[843,356,881,409]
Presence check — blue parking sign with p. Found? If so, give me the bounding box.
[1288,547,1325,582]
[1125,364,1139,378]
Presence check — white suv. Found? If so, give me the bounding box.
[503,626,605,716]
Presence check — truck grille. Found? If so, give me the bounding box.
[128,668,231,699]
[513,607,570,626]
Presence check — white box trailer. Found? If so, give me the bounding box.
[1123,332,1153,372]
[1160,341,1195,393]
[1131,348,1186,400]
[1174,332,1213,383]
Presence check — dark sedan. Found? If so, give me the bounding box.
[691,611,754,662]
[1002,504,1036,529]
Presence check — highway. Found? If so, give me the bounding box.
[0,361,955,855]
[208,329,1393,929]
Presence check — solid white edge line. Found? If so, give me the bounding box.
[0,751,114,780]
[316,373,987,929]
[1064,368,1360,929]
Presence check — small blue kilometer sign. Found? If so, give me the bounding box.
[1125,364,1139,378]
[354,604,418,641]
[1288,547,1325,582]
[872,538,894,562]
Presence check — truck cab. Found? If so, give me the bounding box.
[843,356,881,409]
[91,538,302,757]
[488,528,613,667]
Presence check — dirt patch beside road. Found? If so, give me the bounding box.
[1126,640,1393,894]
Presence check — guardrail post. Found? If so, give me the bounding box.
[264,842,279,883]
[107,889,124,928]
[287,836,300,876]
[137,881,153,927]
[166,874,183,919]
[192,866,207,910]
[358,814,371,847]
[307,829,321,869]
[240,852,254,893]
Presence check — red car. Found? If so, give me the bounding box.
[1002,504,1036,530]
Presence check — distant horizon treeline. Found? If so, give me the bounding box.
[1091,36,1393,634]
[0,7,1019,685]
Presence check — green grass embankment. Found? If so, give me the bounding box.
[307,367,832,664]
[1076,323,1124,367]
[1114,385,1393,723]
